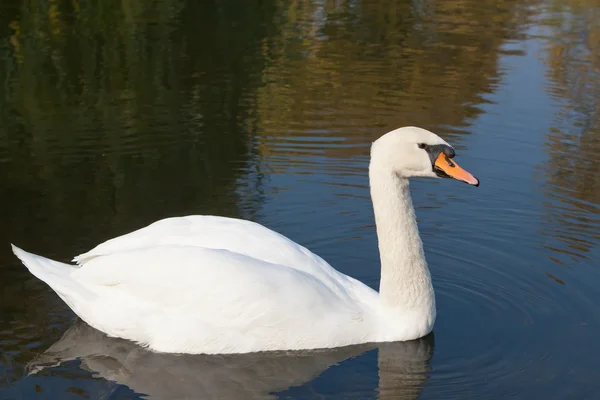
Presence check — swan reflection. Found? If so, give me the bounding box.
[28,321,434,399]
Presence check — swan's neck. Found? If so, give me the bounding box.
[369,167,434,313]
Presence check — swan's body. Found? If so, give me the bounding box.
[12,127,478,354]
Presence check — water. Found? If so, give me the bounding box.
[0,0,599,398]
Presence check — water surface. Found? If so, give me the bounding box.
[1,0,599,398]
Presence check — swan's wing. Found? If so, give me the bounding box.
[72,245,373,354]
[73,215,346,288]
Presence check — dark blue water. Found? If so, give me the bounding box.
[1,0,599,398]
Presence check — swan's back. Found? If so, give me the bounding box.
[75,216,323,269]
[74,215,372,300]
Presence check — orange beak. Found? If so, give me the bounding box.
[434,153,479,186]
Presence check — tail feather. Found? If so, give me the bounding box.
[11,244,94,304]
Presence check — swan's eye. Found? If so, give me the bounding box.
[418,143,428,149]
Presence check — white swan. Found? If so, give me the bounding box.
[11,126,478,355]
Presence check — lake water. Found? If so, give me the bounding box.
[1,0,599,398]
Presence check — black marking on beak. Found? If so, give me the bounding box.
[423,144,455,167]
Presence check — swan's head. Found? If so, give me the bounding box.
[370,126,479,186]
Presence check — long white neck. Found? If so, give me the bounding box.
[369,165,435,313]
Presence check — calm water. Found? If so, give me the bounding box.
[1,0,599,398]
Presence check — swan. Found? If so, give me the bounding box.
[11,126,479,355]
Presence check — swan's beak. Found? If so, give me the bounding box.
[433,153,479,186]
